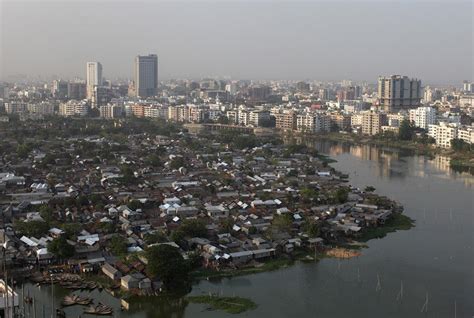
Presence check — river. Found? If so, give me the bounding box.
[18,141,474,318]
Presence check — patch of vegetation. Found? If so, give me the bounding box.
[187,295,257,314]
[192,258,293,280]
[358,213,415,242]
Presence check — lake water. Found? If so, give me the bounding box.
[19,141,474,318]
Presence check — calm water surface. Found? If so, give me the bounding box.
[20,141,474,318]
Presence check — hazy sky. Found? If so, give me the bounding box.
[1,0,472,84]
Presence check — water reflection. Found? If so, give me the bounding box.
[299,139,473,186]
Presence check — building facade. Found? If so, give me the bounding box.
[378,75,421,112]
[135,54,158,98]
[86,62,103,99]
[409,106,436,130]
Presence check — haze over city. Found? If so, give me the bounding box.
[0,1,473,318]
[1,0,473,84]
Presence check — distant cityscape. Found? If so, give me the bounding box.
[1,54,472,149]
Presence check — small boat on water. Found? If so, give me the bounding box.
[83,302,113,316]
[62,294,93,306]
[56,308,66,317]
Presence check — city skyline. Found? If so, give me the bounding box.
[1,0,472,84]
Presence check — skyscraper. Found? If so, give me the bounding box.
[378,75,421,112]
[135,54,158,98]
[86,62,103,99]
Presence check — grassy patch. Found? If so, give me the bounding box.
[187,295,257,314]
[192,258,293,280]
[358,213,415,242]
[315,154,337,163]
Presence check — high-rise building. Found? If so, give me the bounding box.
[86,62,103,99]
[135,54,158,98]
[378,75,421,112]
[67,82,87,100]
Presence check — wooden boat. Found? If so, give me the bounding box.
[83,303,113,316]
[62,294,92,306]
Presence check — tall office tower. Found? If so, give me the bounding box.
[86,62,103,99]
[377,75,421,112]
[135,54,158,98]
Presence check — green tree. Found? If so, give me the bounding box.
[48,236,75,259]
[14,220,49,237]
[304,221,321,238]
[109,235,128,256]
[170,157,186,170]
[180,219,208,238]
[39,205,54,224]
[146,245,190,290]
[364,186,376,192]
[451,138,472,152]
[16,144,31,159]
[300,187,318,203]
[334,187,349,203]
[398,119,413,141]
[272,213,293,233]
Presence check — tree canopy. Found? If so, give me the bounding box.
[48,236,75,259]
[146,245,190,290]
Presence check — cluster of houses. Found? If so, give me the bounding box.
[0,121,400,293]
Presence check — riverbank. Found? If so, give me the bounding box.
[296,132,474,172]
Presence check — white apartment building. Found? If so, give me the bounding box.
[100,104,123,119]
[226,110,239,124]
[249,110,270,127]
[428,122,458,148]
[238,110,250,126]
[59,101,89,117]
[351,114,364,127]
[27,102,56,115]
[5,101,27,114]
[409,106,436,130]
[297,113,330,133]
[86,62,103,99]
[458,125,474,144]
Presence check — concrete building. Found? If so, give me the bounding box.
[297,113,331,133]
[4,101,27,114]
[362,111,386,136]
[68,82,87,100]
[409,106,436,130]
[100,104,123,119]
[457,125,474,145]
[59,100,89,117]
[275,111,297,131]
[428,122,458,148]
[351,114,364,127]
[52,80,68,99]
[135,54,158,98]
[378,75,421,112]
[86,62,103,99]
[249,110,270,127]
[91,86,111,107]
[27,102,55,115]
